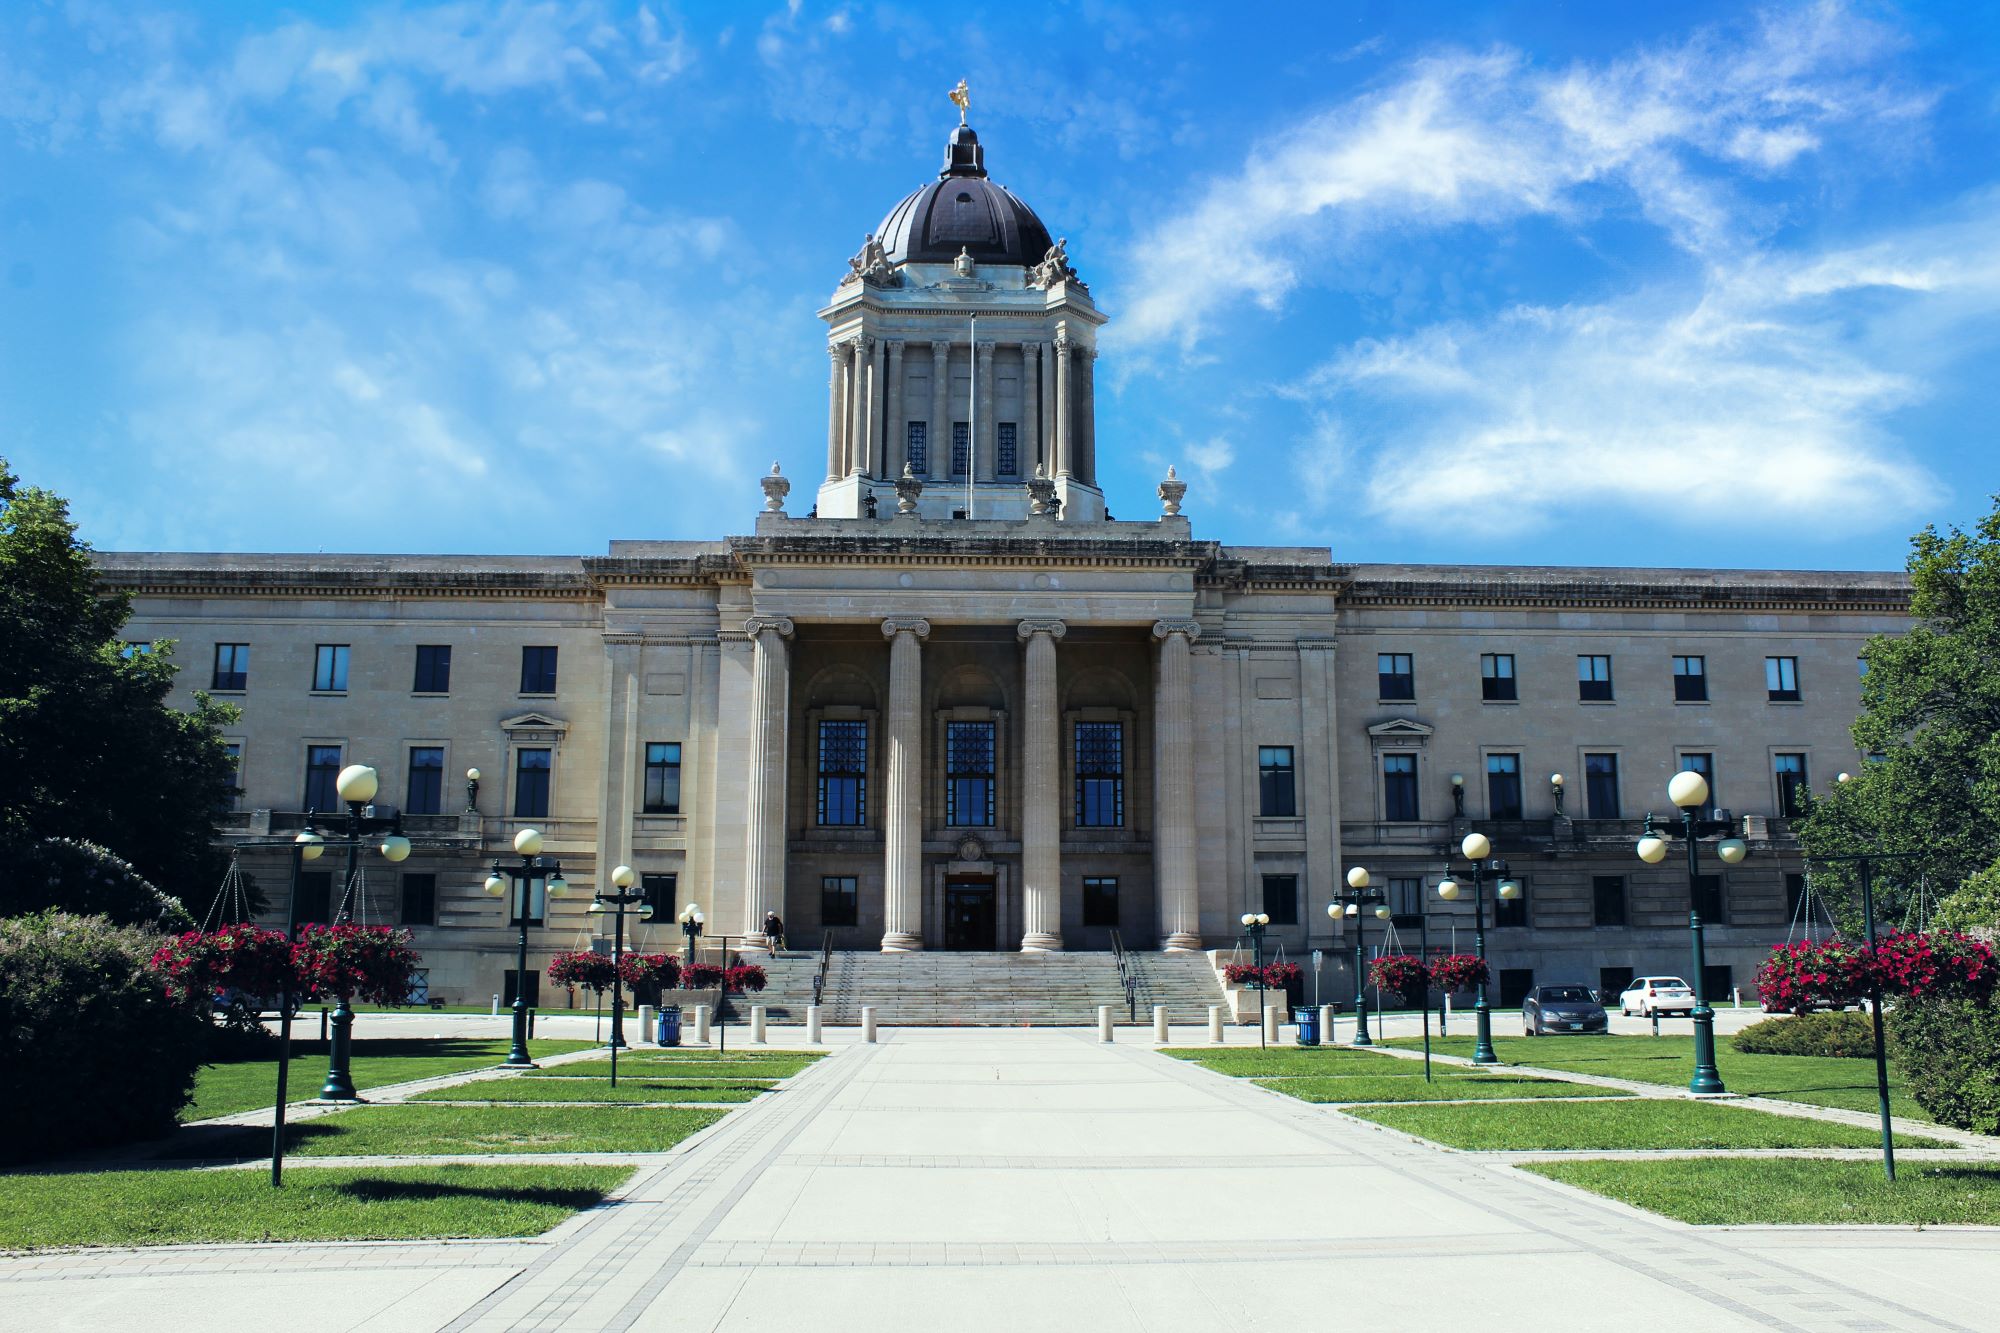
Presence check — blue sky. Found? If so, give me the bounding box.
[3,1,1997,570]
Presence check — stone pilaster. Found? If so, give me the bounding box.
[742,616,794,952]
[1038,342,1056,477]
[1053,335,1073,478]
[886,340,906,480]
[1020,341,1041,477]
[975,340,997,483]
[1153,619,1202,951]
[826,344,847,481]
[865,336,885,478]
[1019,618,1067,952]
[1077,346,1097,486]
[930,340,952,482]
[881,617,930,951]
[848,341,868,477]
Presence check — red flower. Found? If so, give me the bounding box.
[293,924,422,1005]
[547,950,620,994]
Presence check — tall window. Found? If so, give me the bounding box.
[1388,876,1423,925]
[1775,753,1808,817]
[1261,873,1299,925]
[1578,654,1613,701]
[946,721,996,826]
[400,873,436,927]
[295,871,332,925]
[641,873,677,921]
[1083,877,1119,927]
[1377,653,1415,701]
[1074,722,1125,826]
[1494,877,1529,928]
[313,644,349,692]
[413,645,451,693]
[1480,653,1516,701]
[1258,746,1297,817]
[1592,875,1627,927]
[644,742,682,814]
[1486,753,1523,819]
[1692,874,1725,924]
[211,643,249,691]
[1382,754,1419,822]
[951,421,969,475]
[1678,753,1715,820]
[519,646,558,694]
[821,875,858,926]
[1584,752,1620,818]
[304,744,342,812]
[906,421,928,475]
[816,720,868,826]
[996,422,1018,476]
[222,742,243,812]
[406,746,445,815]
[513,748,551,818]
[1673,655,1707,702]
[1766,655,1801,701]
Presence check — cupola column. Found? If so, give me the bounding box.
[826,344,848,480]
[1077,347,1098,487]
[1053,335,1073,479]
[848,340,869,477]
[929,341,951,482]
[975,341,997,483]
[881,618,930,951]
[863,337,884,478]
[1020,341,1041,478]
[1019,619,1067,952]
[1153,620,1203,951]
[741,617,795,954]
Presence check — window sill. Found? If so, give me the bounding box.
[640,808,682,818]
[1377,697,1417,706]
[413,691,450,699]
[1767,698,1804,706]
[518,692,558,700]
[209,688,246,696]
[1480,698,1519,706]
[309,691,347,698]
[1673,699,1710,706]
[1577,699,1617,706]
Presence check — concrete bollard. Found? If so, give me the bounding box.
[1208,1005,1225,1043]
[1154,1005,1169,1044]
[1264,1005,1281,1043]
[862,1006,878,1043]
[693,1004,711,1044]
[751,1005,767,1043]
[491,994,501,1017]
[1319,1005,1336,1048]
[639,1004,656,1044]
[807,1004,823,1044]
[1098,1005,1114,1042]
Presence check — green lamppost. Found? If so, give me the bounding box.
[319,764,411,1101]
[1239,911,1269,1049]
[1635,770,1748,1096]
[1332,866,1389,1046]
[483,827,567,1068]
[591,865,651,1086]
[1436,831,1510,1066]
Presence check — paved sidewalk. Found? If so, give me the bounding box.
[5,1029,1999,1332]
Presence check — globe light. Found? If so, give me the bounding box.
[379,835,411,863]
[1326,902,1340,919]
[1437,877,1460,900]
[1550,773,1564,788]
[1837,772,1852,784]
[1716,838,1748,865]
[1374,905,1392,919]
[612,865,637,890]
[1344,903,1358,918]
[484,873,507,896]
[1497,879,1521,900]
[1450,773,1464,787]
[547,872,569,898]
[1636,835,1670,864]
[1346,866,1370,889]
[466,767,481,782]
[513,827,544,856]
[640,905,656,920]
[1461,832,1492,860]
[1255,913,1270,926]
[588,900,606,914]
[296,832,324,862]
[1668,770,1710,809]
[335,764,379,805]
[679,902,700,924]
[1240,912,1255,927]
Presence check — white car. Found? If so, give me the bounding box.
[1620,976,1696,1016]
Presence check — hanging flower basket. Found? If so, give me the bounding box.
[1222,962,1264,986]
[725,963,768,993]
[293,924,423,1005]
[1428,953,1489,993]
[1222,962,1299,989]
[1754,938,1868,1014]
[150,923,296,1007]
[1262,961,1302,989]
[1369,954,1429,995]
[617,952,681,1001]
[682,961,727,990]
[1867,930,1997,1002]
[547,950,620,995]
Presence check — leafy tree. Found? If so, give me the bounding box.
[0,457,238,918]
[1796,496,2000,928]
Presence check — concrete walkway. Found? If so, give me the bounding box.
[6,1029,2000,1331]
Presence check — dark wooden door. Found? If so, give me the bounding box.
[944,882,996,951]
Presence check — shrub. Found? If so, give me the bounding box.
[1732,1010,1879,1059]
[1888,992,2000,1134]
[0,911,204,1162]
[0,837,194,932]
[1936,856,2000,932]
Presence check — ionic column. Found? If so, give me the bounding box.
[1019,619,1067,951]
[1020,341,1041,477]
[826,344,847,481]
[865,337,885,478]
[1053,335,1073,478]
[881,618,930,951]
[886,340,907,479]
[1076,346,1098,486]
[848,340,868,477]
[930,340,952,482]
[742,616,795,952]
[975,340,997,482]
[1153,619,1202,951]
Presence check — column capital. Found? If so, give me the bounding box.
[744,616,795,640]
[931,338,952,356]
[1152,619,1201,642]
[881,617,931,640]
[976,340,996,360]
[887,338,905,360]
[828,342,848,361]
[860,334,877,353]
[1017,618,1067,641]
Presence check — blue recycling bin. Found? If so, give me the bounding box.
[1295,1007,1320,1047]
[657,1006,683,1047]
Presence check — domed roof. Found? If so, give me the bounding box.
[875,125,1054,269]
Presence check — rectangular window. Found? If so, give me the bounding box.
[313,644,349,692]
[1498,968,1535,1008]
[120,641,155,659]
[1486,753,1523,819]
[1701,964,1733,1003]
[222,742,243,812]
[1377,652,1415,701]
[1673,655,1707,702]
[821,875,858,927]
[1382,754,1419,822]
[295,871,332,925]
[413,645,451,694]
[1074,722,1125,827]
[503,970,541,1007]
[1388,876,1423,924]
[1766,655,1801,701]
[1480,653,1516,701]
[513,748,552,818]
[641,873,677,922]
[906,421,928,475]
[946,721,996,826]
[1693,874,1726,924]
[519,646,558,694]
[211,643,249,691]
[951,421,969,475]
[1578,654,1613,702]
[817,720,869,826]
[304,744,342,812]
[400,873,436,927]
[1258,746,1297,817]
[1678,753,1715,820]
[996,421,1018,477]
[1593,875,1627,927]
[643,742,682,815]
[1775,753,1808,817]
[1082,877,1119,928]
[1262,873,1299,925]
[406,746,445,815]
[1495,877,1529,928]
[1584,752,1620,818]
[1599,966,1634,1003]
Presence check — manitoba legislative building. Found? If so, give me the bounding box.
[103,117,1910,1019]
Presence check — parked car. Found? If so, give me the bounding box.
[1522,985,1609,1036]
[1619,976,1696,1016]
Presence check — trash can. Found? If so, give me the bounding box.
[1295,1007,1320,1047]
[657,1005,682,1048]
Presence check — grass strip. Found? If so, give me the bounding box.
[540,1058,816,1079]
[1259,1075,1627,1104]
[1165,1048,1436,1077]
[412,1077,770,1104]
[0,1164,633,1250]
[1524,1158,2000,1225]
[167,1105,726,1158]
[1346,1097,1952,1150]
[185,1039,594,1122]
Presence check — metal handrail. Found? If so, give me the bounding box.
[811,930,834,1008]
[1110,928,1138,1020]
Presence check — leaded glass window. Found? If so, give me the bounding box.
[946,721,996,827]
[997,422,1018,477]
[1074,722,1124,827]
[817,720,868,826]
[907,421,928,475]
[951,422,969,476]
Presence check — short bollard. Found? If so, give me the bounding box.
[751,1005,767,1044]
[1263,1005,1281,1044]
[638,1004,655,1044]
[693,1004,712,1044]
[1207,1005,1225,1043]
[862,1005,878,1043]
[1098,1005,1114,1042]
[1319,1004,1336,1047]
[807,1004,823,1044]
[1153,1005,1169,1044]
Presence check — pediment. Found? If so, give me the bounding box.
[501,711,569,735]
[1366,717,1433,747]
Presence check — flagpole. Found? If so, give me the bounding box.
[967,314,977,520]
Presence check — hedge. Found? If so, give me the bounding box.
[1731,1010,1879,1059]
[1888,993,2000,1135]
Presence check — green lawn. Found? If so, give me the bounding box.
[165,1104,726,1158]
[413,1076,771,1104]
[1260,1075,1627,1104]
[1346,1097,1951,1150]
[0,1165,633,1250]
[540,1056,819,1079]
[184,1039,596,1122]
[1384,1034,1930,1122]
[1525,1159,2000,1225]
[1165,1048,1431,1077]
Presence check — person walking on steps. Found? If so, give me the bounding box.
[764,911,786,952]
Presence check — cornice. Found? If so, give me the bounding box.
[730,533,1218,572]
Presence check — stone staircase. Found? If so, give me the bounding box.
[744,950,1226,1027]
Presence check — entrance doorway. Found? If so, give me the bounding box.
[944,879,997,951]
